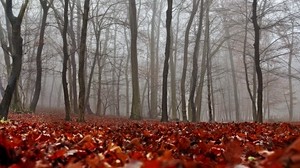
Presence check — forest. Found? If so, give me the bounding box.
[0,0,300,167]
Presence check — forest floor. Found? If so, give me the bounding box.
[1,110,300,168]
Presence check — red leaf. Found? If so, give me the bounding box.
[49,149,67,160]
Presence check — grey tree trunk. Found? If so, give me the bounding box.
[30,0,53,112]
[124,24,130,117]
[288,21,294,121]
[161,0,173,122]
[129,0,141,120]
[0,0,28,120]
[62,0,71,121]
[170,14,180,120]
[242,3,256,121]
[189,0,204,122]
[69,1,79,114]
[0,20,11,77]
[150,0,158,119]
[221,8,240,121]
[78,0,90,122]
[252,0,263,123]
[181,0,199,121]
[204,0,212,122]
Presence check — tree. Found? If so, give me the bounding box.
[62,0,71,121]
[181,0,200,122]
[78,0,90,122]
[221,1,240,121]
[252,0,263,123]
[189,0,204,122]
[129,0,141,120]
[0,0,29,120]
[161,0,173,122]
[150,0,158,119]
[30,0,53,112]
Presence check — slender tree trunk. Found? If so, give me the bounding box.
[124,25,130,117]
[242,0,256,121]
[154,0,163,118]
[204,0,212,122]
[252,0,263,123]
[170,27,177,120]
[85,47,97,114]
[30,0,52,112]
[161,0,173,122]
[62,0,71,121]
[0,77,4,96]
[129,0,141,120]
[288,21,294,121]
[69,2,79,114]
[221,7,240,121]
[189,0,204,122]
[0,21,11,78]
[0,0,28,120]
[48,71,55,108]
[78,0,90,122]
[150,0,157,119]
[57,83,62,107]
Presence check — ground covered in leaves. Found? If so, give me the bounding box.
[1,112,300,168]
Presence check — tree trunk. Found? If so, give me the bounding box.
[161,0,173,122]
[78,0,90,122]
[30,0,52,112]
[189,0,204,122]
[129,0,141,120]
[170,27,177,120]
[150,0,157,119]
[123,24,130,117]
[242,4,256,121]
[0,21,11,78]
[62,0,71,121]
[288,21,294,121]
[221,5,240,121]
[252,0,263,123]
[181,0,199,121]
[48,71,55,108]
[204,0,212,122]
[68,1,79,114]
[0,0,28,120]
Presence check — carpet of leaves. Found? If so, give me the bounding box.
[1,113,300,168]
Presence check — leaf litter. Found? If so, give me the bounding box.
[1,113,300,168]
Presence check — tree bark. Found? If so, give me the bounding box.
[242,2,256,121]
[129,0,141,120]
[62,0,71,121]
[221,5,240,121]
[78,0,90,122]
[30,0,53,112]
[150,0,157,119]
[288,21,294,121]
[0,0,28,120]
[161,0,173,122]
[189,0,204,122]
[180,0,199,122]
[252,0,263,123]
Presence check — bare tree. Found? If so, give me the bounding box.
[161,0,173,122]
[150,0,158,119]
[129,0,141,120]
[62,0,71,121]
[252,0,263,122]
[189,0,204,122]
[30,0,53,112]
[181,0,200,121]
[78,0,90,122]
[0,0,29,120]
